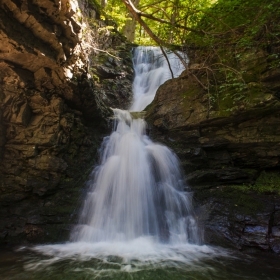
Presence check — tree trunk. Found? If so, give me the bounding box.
[169,0,179,43]
[101,0,107,8]
[122,0,140,42]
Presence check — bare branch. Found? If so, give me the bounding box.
[140,0,167,10]
[84,44,121,60]
[121,0,204,34]
[160,46,174,79]
[139,11,203,33]
[121,0,168,46]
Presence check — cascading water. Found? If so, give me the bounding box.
[3,47,280,280]
[70,46,200,245]
[130,46,187,111]
[7,47,280,280]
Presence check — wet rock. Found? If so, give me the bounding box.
[186,168,253,187]
[95,65,124,79]
[270,241,280,254]
[271,226,280,237]
[0,0,134,245]
[146,44,280,254]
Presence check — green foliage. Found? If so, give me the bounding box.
[231,171,280,195]
[103,0,128,32]
[88,0,102,11]
[135,0,215,45]
[104,0,280,49]
[268,54,280,70]
[190,0,280,47]
[206,185,264,216]
[103,0,280,114]
[218,70,248,110]
[103,0,215,45]
[254,171,280,194]
[185,0,280,114]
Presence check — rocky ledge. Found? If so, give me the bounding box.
[146,46,280,254]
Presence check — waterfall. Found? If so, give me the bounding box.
[24,47,231,277]
[130,46,188,111]
[71,46,201,245]
[14,47,246,279]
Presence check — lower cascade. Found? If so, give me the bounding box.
[71,108,201,245]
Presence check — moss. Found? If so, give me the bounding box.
[91,73,100,83]
[60,175,74,183]
[87,0,102,13]
[247,83,266,101]
[144,102,154,113]
[217,91,235,115]
[243,168,258,175]
[213,186,265,216]
[268,56,280,70]
[181,87,200,100]
[242,71,259,83]
[184,0,280,115]
[229,171,280,195]
[144,102,156,123]
[130,111,146,119]
[254,171,280,194]
[209,52,272,113]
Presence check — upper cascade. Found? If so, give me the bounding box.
[130,46,188,112]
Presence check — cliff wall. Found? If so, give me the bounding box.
[146,44,280,254]
[0,0,133,244]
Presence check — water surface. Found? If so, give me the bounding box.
[1,242,279,280]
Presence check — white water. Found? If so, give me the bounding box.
[130,46,188,111]
[28,47,229,271]
[70,46,197,244]
[71,108,200,244]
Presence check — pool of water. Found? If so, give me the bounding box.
[1,240,279,280]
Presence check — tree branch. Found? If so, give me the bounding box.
[121,0,190,73]
[121,0,204,35]
[121,0,168,46]
[160,46,174,79]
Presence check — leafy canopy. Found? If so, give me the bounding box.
[102,0,280,50]
[103,0,215,45]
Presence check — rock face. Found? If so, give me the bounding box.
[0,0,133,244]
[146,47,280,254]
[199,186,280,254]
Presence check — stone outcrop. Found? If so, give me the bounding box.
[198,186,280,254]
[146,46,280,254]
[0,0,133,244]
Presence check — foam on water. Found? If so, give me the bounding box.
[25,238,229,273]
